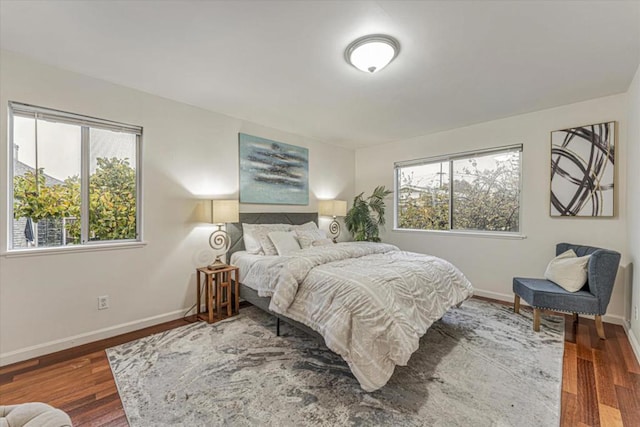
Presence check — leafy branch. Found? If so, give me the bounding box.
[345,185,393,242]
[13,157,137,242]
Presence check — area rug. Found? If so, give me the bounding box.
[107,299,564,426]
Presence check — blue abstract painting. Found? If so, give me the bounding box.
[239,133,309,205]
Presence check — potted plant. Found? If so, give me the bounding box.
[345,186,393,242]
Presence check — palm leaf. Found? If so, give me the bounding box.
[345,186,393,242]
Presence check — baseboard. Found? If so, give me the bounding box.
[0,308,187,367]
[472,289,517,303]
[472,288,626,325]
[1,289,631,367]
[622,321,640,364]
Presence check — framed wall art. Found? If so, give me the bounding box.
[550,121,615,217]
[239,133,309,205]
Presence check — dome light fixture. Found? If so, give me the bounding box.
[345,34,400,74]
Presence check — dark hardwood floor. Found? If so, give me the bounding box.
[1,298,639,426]
[561,316,640,426]
[0,316,199,427]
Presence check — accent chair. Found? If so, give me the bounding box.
[512,243,621,339]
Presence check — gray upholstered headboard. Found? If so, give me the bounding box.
[227,212,318,258]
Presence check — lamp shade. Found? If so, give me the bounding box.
[211,199,239,224]
[319,200,347,217]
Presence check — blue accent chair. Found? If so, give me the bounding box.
[513,243,621,339]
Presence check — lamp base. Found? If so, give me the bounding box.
[208,227,230,270]
[329,218,341,244]
[208,256,228,270]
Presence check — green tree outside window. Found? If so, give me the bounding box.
[13,157,137,244]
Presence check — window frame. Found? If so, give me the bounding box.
[393,144,524,238]
[6,102,144,253]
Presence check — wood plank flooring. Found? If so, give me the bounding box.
[1,299,639,426]
[561,316,640,426]
[0,316,199,427]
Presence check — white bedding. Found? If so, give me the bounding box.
[233,242,473,391]
[230,251,278,289]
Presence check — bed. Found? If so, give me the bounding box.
[228,212,473,392]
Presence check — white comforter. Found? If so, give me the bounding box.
[239,242,474,391]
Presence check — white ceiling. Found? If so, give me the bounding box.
[1,1,639,149]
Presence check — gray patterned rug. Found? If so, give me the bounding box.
[107,299,564,426]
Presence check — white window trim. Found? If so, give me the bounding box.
[1,241,148,258]
[394,144,524,235]
[392,227,527,240]
[6,101,144,253]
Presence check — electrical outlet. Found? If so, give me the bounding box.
[98,295,109,310]
[635,305,639,321]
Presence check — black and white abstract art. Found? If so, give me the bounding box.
[239,133,309,205]
[550,122,615,217]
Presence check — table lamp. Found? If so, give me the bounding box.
[319,200,347,243]
[208,199,239,269]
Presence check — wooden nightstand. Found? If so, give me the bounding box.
[196,265,239,323]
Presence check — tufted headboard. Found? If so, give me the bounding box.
[227,212,318,259]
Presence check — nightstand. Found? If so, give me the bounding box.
[196,265,239,323]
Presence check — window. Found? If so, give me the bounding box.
[395,145,522,234]
[8,102,142,251]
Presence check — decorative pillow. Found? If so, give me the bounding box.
[268,231,301,255]
[293,221,323,233]
[293,223,327,249]
[259,225,293,255]
[295,230,320,249]
[311,238,334,247]
[544,249,591,292]
[243,224,292,255]
[242,224,263,254]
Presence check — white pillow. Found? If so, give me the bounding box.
[293,221,325,234]
[243,224,292,255]
[312,238,334,247]
[295,230,318,249]
[544,249,590,292]
[259,225,293,255]
[242,224,263,254]
[293,223,327,249]
[268,231,301,255]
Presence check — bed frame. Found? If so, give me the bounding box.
[228,212,323,340]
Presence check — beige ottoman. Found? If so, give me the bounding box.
[0,403,71,427]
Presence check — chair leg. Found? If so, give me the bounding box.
[573,313,579,323]
[514,295,520,314]
[595,315,606,340]
[533,308,541,332]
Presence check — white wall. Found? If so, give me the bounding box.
[356,94,629,323]
[627,65,640,356]
[0,51,355,365]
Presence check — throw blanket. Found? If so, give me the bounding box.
[240,242,474,391]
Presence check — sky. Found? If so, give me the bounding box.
[399,151,519,190]
[13,116,136,181]
[14,116,81,181]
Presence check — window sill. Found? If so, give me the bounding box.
[2,241,147,258]
[392,228,527,240]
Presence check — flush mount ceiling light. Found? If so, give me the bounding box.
[345,34,400,74]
